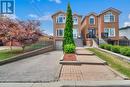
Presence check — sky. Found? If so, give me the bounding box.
[11,0,130,35]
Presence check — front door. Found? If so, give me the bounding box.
[88,29,96,38]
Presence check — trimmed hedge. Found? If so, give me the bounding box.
[99,44,130,57]
[64,44,76,53]
[111,46,120,53]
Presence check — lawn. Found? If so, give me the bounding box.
[0,49,23,61]
[88,48,130,78]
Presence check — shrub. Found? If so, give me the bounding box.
[120,47,129,55]
[105,44,112,51]
[64,44,76,53]
[111,46,121,53]
[125,49,130,56]
[99,44,106,49]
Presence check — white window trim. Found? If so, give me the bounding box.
[56,29,64,37]
[73,28,78,38]
[104,12,115,23]
[104,28,115,37]
[73,16,78,25]
[56,14,66,24]
[89,15,95,25]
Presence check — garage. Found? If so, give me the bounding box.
[55,41,63,50]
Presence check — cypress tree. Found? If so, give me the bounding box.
[63,3,75,51]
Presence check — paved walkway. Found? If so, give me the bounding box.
[0,51,63,82]
[59,48,124,81]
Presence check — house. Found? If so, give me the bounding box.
[81,8,121,45]
[52,11,82,49]
[119,26,130,39]
[52,8,121,49]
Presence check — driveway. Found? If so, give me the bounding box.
[0,51,63,82]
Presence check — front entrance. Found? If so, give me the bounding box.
[88,29,96,38]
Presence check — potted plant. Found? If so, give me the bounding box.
[63,44,76,61]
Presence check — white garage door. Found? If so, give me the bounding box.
[55,41,63,50]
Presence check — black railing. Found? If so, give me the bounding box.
[101,32,108,38]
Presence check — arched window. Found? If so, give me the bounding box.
[104,12,115,22]
[89,16,95,25]
[73,16,78,25]
[56,14,66,23]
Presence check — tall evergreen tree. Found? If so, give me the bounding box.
[63,3,75,51]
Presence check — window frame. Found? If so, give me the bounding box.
[104,12,115,22]
[89,15,95,25]
[56,29,64,37]
[56,14,66,24]
[73,16,78,25]
[104,28,115,37]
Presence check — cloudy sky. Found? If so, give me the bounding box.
[13,0,130,34]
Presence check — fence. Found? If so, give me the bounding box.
[119,40,130,46]
[24,39,54,52]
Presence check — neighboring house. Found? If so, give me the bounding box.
[81,8,121,45]
[119,26,130,39]
[52,11,82,49]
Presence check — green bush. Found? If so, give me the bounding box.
[99,44,106,49]
[120,47,129,55]
[111,46,121,53]
[64,44,76,53]
[125,49,130,56]
[105,44,112,51]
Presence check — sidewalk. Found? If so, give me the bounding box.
[59,48,124,81]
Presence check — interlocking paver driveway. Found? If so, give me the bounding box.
[59,64,123,81]
[0,51,63,82]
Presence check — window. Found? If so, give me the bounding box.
[73,29,77,38]
[73,16,78,25]
[56,14,65,24]
[104,12,115,22]
[89,16,95,25]
[104,28,115,37]
[56,29,64,36]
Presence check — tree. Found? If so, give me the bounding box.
[0,16,42,51]
[63,3,75,51]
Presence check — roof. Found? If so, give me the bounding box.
[119,36,128,40]
[99,7,121,15]
[81,7,121,25]
[51,11,82,18]
[120,26,130,30]
[51,11,65,18]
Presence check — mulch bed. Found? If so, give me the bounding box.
[63,53,76,61]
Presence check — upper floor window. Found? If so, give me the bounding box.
[73,16,78,25]
[89,16,95,25]
[56,29,64,36]
[104,28,115,37]
[104,12,115,22]
[56,14,65,24]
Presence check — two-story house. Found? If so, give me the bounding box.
[52,8,121,49]
[81,8,121,45]
[52,11,82,49]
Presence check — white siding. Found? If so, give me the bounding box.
[119,28,130,39]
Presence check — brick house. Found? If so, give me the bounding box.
[81,8,121,45]
[52,8,121,49]
[52,11,82,49]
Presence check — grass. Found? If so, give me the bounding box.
[0,49,23,61]
[88,48,130,78]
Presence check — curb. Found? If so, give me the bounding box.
[0,45,54,66]
[106,65,129,80]
[97,48,130,63]
[59,61,107,65]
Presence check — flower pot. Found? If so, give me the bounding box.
[63,53,76,61]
